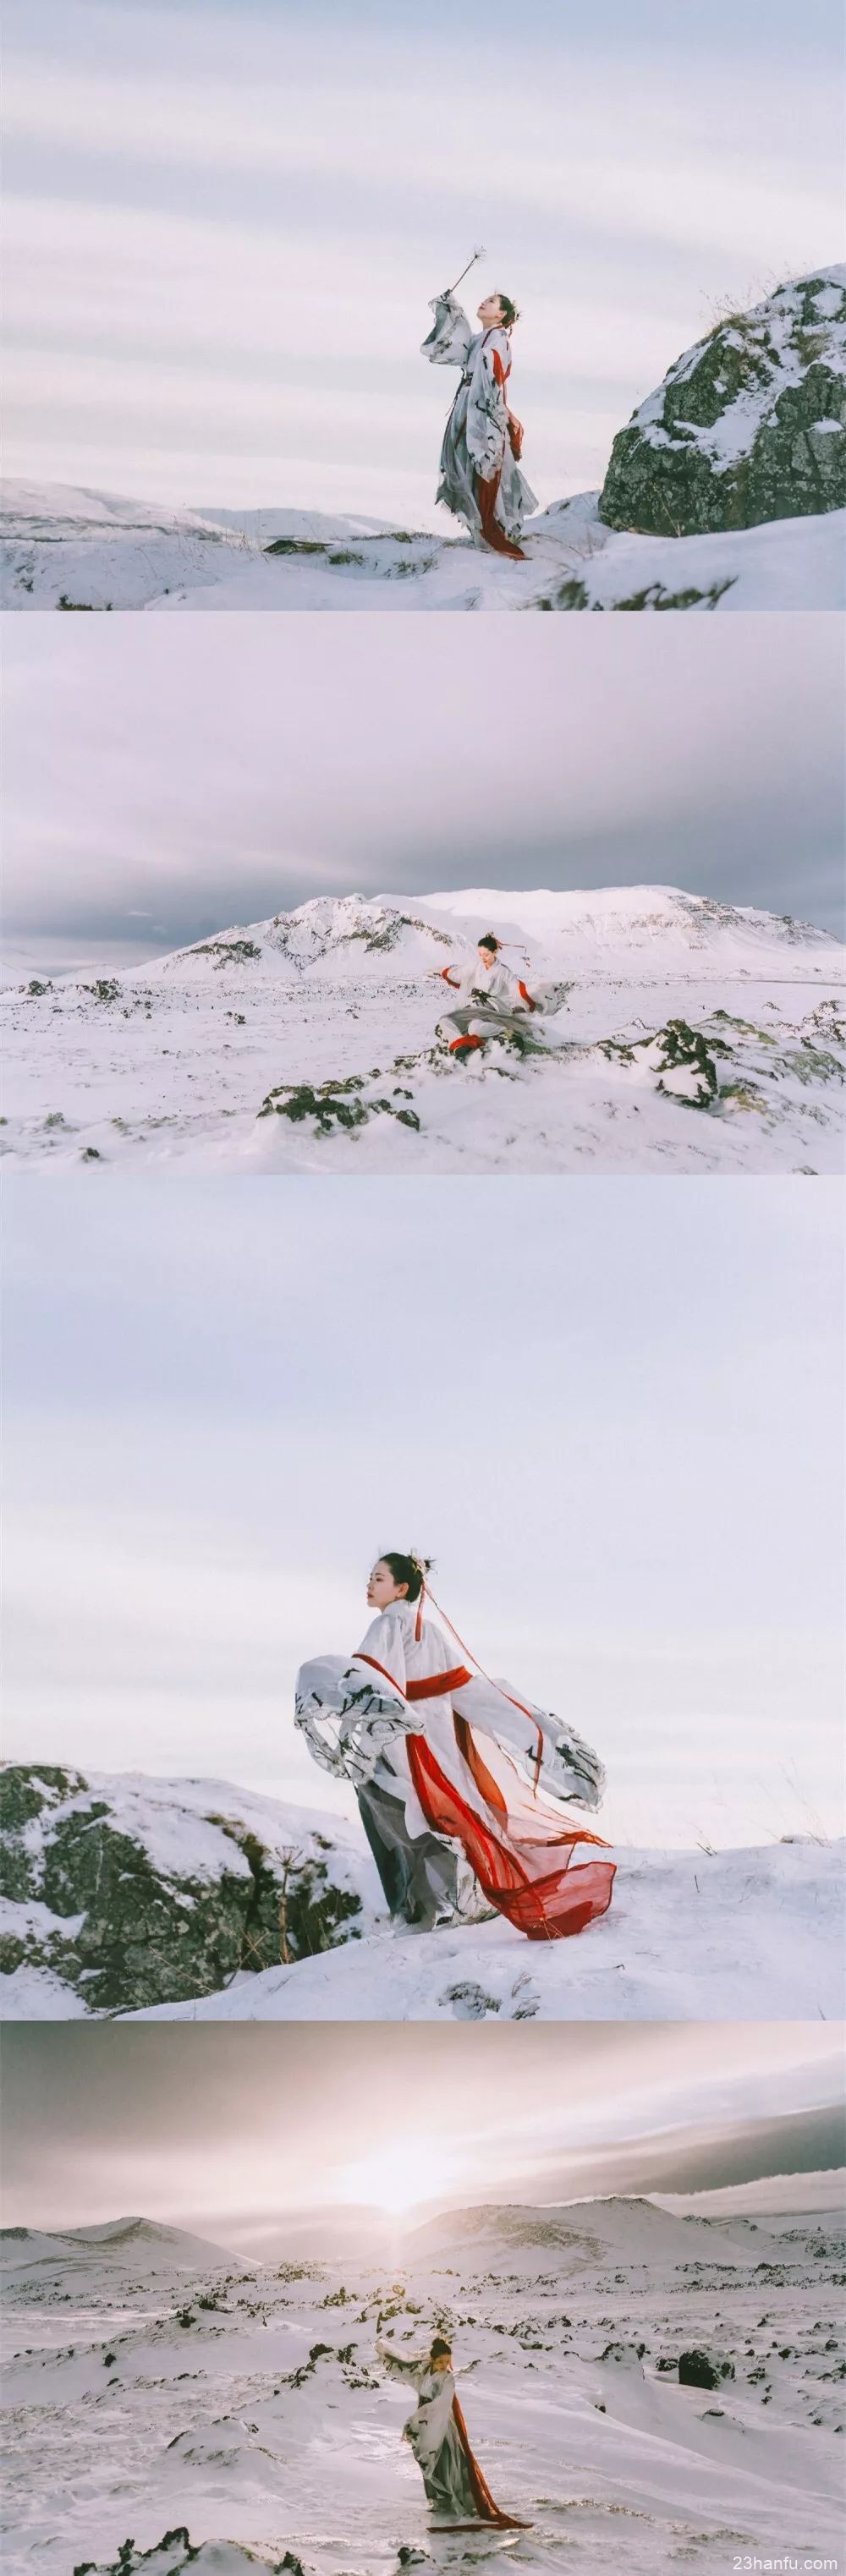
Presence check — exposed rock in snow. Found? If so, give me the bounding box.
[3,887,843,1176]
[69,2536,298,2575]
[599,268,846,536]
[0,1766,378,2014]
[678,2348,736,2389]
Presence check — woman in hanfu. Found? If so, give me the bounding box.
[294,1552,615,1941]
[421,288,538,558]
[434,929,541,1066]
[378,2332,530,2532]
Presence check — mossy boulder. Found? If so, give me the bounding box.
[0,1765,371,2014]
[600,268,846,534]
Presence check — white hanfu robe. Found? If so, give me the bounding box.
[295,1599,615,1941]
[378,2344,527,2529]
[421,293,538,553]
[437,953,539,1057]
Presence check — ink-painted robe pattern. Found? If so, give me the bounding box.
[295,1600,615,1939]
[378,2346,526,2529]
[421,293,538,544]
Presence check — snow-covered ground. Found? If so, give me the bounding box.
[124,1841,844,2027]
[2,481,843,611]
[3,1761,840,2025]
[3,2194,844,2573]
[3,888,843,1176]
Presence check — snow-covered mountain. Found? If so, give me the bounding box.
[3,887,843,1175]
[3,2192,843,2573]
[2,1762,841,2023]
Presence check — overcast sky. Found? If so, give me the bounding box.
[4,0,843,517]
[5,1176,842,1849]
[4,615,843,979]
[2,2023,842,2244]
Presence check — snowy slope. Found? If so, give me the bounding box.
[3,2195,843,2573]
[2,478,843,611]
[125,1839,844,2026]
[3,887,843,1176]
[3,1762,841,2025]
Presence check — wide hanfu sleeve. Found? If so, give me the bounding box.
[439,957,470,1000]
[421,292,475,368]
[449,1671,607,1809]
[294,1613,409,1784]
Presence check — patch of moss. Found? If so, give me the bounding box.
[552,576,590,610]
[613,580,735,611]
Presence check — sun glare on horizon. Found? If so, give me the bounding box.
[335,2137,467,2218]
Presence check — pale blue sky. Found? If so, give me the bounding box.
[5,1177,842,1848]
[5,0,843,515]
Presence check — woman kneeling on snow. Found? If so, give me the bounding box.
[434,931,540,1066]
[294,1549,615,1940]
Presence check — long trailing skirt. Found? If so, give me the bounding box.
[295,1647,615,1943]
[398,2362,530,2530]
[437,375,537,551]
[420,2393,529,2529]
[404,1715,614,1942]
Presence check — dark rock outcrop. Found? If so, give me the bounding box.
[0,1764,371,2014]
[600,268,846,534]
[678,2348,736,2389]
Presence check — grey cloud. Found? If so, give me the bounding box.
[5,617,843,952]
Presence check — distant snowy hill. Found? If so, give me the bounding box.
[3,885,843,1175]
[654,2171,846,2222]
[0,2217,238,2282]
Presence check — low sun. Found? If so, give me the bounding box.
[338,2139,461,2217]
